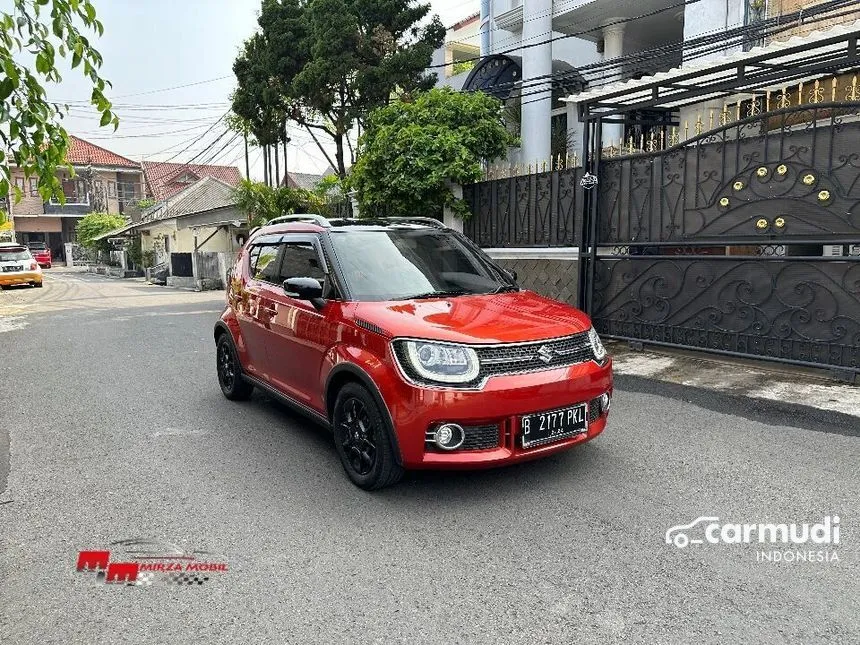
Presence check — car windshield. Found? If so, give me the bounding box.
[0,248,30,261]
[329,228,515,301]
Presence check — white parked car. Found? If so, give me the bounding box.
[0,242,43,289]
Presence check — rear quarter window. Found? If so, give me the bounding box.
[0,247,30,261]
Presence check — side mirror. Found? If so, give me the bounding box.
[283,277,325,309]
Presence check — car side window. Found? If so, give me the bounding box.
[247,245,261,276]
[253,244,281,283]
[277,242,327,287]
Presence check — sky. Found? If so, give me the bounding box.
[40,0,480,181]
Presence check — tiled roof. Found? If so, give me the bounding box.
[283,168,335,191]
[142,161,242,200]
[140,176,238,224]
[66,135,140,169]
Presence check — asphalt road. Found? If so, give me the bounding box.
[1,270,858,644]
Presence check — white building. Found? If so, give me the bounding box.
[433,0,854,169]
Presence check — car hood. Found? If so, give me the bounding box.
[351,290,591,344]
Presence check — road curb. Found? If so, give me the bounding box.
[615,373,860,437]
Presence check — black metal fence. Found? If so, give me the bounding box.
[463,167,583,247]
[589,102,860,374]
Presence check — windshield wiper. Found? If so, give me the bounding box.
[394,290,468,300]
[490,285,519,294]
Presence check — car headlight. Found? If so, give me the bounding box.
[399,340,480,384]
[588,327,607,364]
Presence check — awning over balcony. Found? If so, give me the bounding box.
[563,19,860,120]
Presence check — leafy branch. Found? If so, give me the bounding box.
[0,0,119,205]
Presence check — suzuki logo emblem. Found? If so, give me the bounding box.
[536,345,554,363]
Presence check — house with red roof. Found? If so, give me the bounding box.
[9,135,144,261]
[141,161,242,201]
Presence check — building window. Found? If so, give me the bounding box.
[94,180,104,198]
[14,176,25,194]
[50,179,90,205]
[117,181,137,204]
[29,178,38,197]
[108,181,116,197]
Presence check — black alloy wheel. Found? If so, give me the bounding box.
[339,397,377,476]
[216,334,253,400]
[332,383,403,490]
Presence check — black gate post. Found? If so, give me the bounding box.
[577,120,593,311]
[585,117,603,315]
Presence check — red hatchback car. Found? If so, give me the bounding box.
[27,242,52,268]
[215,215,612,489]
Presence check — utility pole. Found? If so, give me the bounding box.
[282,121,290,186]
[274,140,280,187]
[244,133,249,178]
[263,145,269,186]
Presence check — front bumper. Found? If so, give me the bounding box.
[383,359,613,469]
[0,271,41,286]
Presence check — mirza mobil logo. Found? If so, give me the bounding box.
[665,516,841,563]
[76,538,229,587]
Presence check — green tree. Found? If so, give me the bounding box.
[233,179,321,227]
[1,0,119,203]
[231,0,445,177]
[351,88,517,219]
[75,212,124,251]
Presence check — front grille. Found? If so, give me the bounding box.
[426,423,500,452]
[476,333,594,378]
[460,424,499,450]
[394,332,595,388]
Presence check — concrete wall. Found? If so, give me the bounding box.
[683,0,746,63]
[484,247,580,306]
[12,216,62,233]
[494,257,579,305]
[8,168,45,216]
[175,226,235,253]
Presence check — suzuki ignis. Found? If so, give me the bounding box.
[215,215,612,489]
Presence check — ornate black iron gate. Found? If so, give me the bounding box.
[587,102,860,377]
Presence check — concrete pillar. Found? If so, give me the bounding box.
[520,0,553,168]
[443,183,464,233]
[601,19,626,148]
[480,0,490,56]
[566,100,584,164]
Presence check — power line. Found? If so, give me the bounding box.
[108,76,232,99]
[163,111,230,163]
[198,132,242,166]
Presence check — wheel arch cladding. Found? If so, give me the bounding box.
[325,363,403,466]
[214,321,230,342]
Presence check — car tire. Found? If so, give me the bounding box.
[216,333,253,401]
[332,382,404,490]
[33,282,43,288]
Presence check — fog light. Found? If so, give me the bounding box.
[600,393,611,412]
[434,423,465,451]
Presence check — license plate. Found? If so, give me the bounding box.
[2,266,18,272]
[521,403,588,448]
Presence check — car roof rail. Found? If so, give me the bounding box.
[383,217,445,229]
[266,213,331,228]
